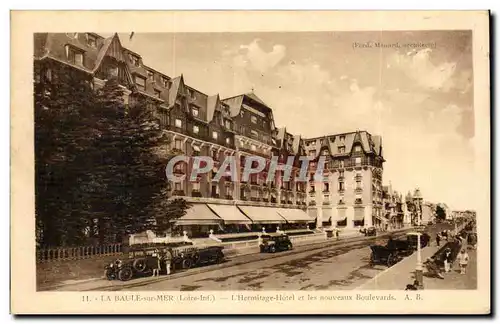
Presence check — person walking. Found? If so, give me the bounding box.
[457,249,470,275]
[436,233,441,247]
[164,248,173,275]
[151,249,161,277]
[443,248,452,273]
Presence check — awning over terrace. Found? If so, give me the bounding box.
[173,204,222,226]
[207,204,252,224]
[277,208,315,223]
[236,206,286,224]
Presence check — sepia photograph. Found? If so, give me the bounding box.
[11,10,490,315]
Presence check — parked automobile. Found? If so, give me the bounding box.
[104,242,225,281]
[364,227,377,236]
[369,245,403,267]
[260,233,293,253]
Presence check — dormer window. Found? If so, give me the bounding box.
[129,54,140,67]
[251,116,257,124]
[322,149,329,156]
[107,65,119,79]
[338,146,346,154]
[135,75,146,91]
[65,45,84,66]
[86,34,97,47]
[354,145,362,152]
[147,70,154,81]
[192,107,199,117]
[154,89,161,98]
[339,135,346,143]
[162,77,170,89]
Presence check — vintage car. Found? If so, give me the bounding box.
[104,242,225,281]
[259,233,293,253]
[364,227,377,236]
[369,245,403,267]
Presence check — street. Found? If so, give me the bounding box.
[101,236,395,291]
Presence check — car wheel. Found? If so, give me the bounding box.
[216,252,224,264]
[387,254,398,267]
[288,244,293,250]
[104,268,115,280]
[182,258,193,269]
[118,267,133,281]
[192,253,200,266]
[269,246,276,253]
[133,258,147,273]
[259,246,265,253]
[369,253,376,267]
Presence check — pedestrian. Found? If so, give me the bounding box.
[436,233,441,247]
[457,249,469,275]
[460,234,468,250]
[164,248,173,275]
[151,249,161,277]
[443,248,452,273]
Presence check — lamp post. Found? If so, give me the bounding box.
[413,188,423,289]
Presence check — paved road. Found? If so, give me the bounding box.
[115,238,394,291]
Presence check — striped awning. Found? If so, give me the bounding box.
[322,208,332,223]
[207,204,252,224]
[277,208,315,223]
[354,207,365,221]
[237,206,286,224]
[173,204,222,226]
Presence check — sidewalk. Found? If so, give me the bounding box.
[357,243,477,290]
[424,248,477,290]
[356,245,439,290]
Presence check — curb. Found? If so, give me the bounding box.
[41,228,412,291]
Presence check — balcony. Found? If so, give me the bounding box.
[323,200,330,205]
[355,187,363,194]
[355,198,363,205]
[309,201,317,206]
[355,175,363,181]
[338,188,345,193]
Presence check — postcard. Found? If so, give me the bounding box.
[11,10,490,315]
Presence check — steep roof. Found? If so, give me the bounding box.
[245,92,268,107]
[206,94,219,122]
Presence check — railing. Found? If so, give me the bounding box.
[36,243,123,263]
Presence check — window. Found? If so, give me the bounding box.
[212,131,218,140]
[309,150,316,157]
[339,135,346,143]
[154,89,161,98]
[87,34,97,47]
[192,182,201,191]
[224,119,231,129]
[324,183,330,192]
[240,111,244,118]
[65,45,84,66]
[354,145,362,152]
[175,119,182,128]
[339,182,345,191]
[135,75,146,91]
[250,130,258,139]
[162,77,170,89]
[192,107,199,117]
[339,160,344,168]
[322,149,329,155]
[45,69,52,82]
[193,125,199,134]
[130,55,140,67]
[174,182,182,191]
[251,115,257,124]
[226,137,231,145]
[356,181,362,189]
[338,146,346,154]
[174,139,183,150]
[339,170,344,178]
[147,70,154,81]
[355,157,362,165]
[339,196,345,204]
[107,65,119,78]
[211,150,218,161]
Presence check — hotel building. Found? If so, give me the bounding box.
[34,32,386,237]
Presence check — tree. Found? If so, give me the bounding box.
[436,205,446,221]
[35,66,98,246]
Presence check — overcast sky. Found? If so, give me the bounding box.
[108,31,474,210]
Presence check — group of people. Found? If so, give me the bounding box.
[151,249,173,277]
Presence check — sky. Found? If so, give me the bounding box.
[108,31,475,210]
